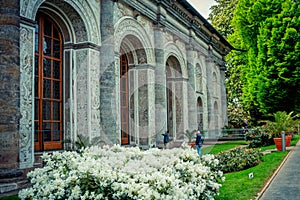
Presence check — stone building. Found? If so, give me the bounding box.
[0,0,232,195]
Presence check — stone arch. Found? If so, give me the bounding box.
[20,0,100,44]
[164,42,188,78]
[120,34,146,64]
[165,55,184,140]
[115,17,154,64]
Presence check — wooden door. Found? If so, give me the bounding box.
[120,54,129,144]
[34,14,63,151]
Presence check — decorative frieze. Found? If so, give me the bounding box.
[19,24,34,169]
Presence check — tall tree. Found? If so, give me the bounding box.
[208,0,238,38]
[231,0,300,119]
[209,0,249,127]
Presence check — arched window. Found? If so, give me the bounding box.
[214,101,219,129]
[34,14,63,151]
[195,64,202,92]
[213,72,217,96]
[197,97,203,131]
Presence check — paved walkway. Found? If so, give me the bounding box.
[258,140,300,200]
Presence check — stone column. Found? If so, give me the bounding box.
[186,48,197,131]
[136,65,155,147]
[220,65,228,127]
[99,0,119,144]
[205,56,214,131]
[0,0,24,195]
[199,53,209,131]
[153,25,167,145]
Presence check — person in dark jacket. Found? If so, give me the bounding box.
[195,130,203,156]
[162,130,170,149]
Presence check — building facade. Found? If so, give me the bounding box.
[0,0,231,194]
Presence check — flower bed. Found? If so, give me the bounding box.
[19,145,224,200]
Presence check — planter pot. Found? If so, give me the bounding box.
[273,136,291,150]
[286,134,292,147]
[188,142,195,148]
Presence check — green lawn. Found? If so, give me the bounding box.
[202,140,248,155]
[0,195,18,200]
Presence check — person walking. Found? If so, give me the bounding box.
[242,119,248,134]
[195,130,203,156]
[162,130,170,149]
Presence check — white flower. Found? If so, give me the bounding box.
[19,145,224,200]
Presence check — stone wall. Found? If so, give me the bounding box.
[0,0,20,169]
[0,0,25,196]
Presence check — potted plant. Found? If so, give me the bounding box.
[184,129,196,148]
[262,111,299,150]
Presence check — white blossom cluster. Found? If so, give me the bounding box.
[19,144,224,200]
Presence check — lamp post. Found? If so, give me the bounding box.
[281,131,286,151]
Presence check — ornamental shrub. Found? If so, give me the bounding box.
[19,144,224,200]
[214,147,263,173]
[245,127,273,148]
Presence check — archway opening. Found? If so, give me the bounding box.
[165,56,182,138]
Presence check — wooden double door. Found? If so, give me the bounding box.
[34,14,63,151]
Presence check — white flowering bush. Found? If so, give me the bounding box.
[19,144,224,200]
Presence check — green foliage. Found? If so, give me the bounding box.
[213,0,300,122]
[214,147,263,173]
[208,0,238,38]
[232,0,300,117]
[63,134,105,151]
[184,129,196,142]
[245,127,274,148]
[260,111,300,138]
[209,0,251,126]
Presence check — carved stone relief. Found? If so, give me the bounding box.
[19,25,34,169]
[20,0,100,44]
[164,43,188,78]
[115,17,155,65]
[75,50,88,137]
[89,50,101,139]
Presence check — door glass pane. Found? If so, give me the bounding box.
[53,28,59,39]
[34,122,39,142]
[35,33,39,53]
[34,99,39,120]
[44,19,52,36]
[53,40,60,58]
[43,37,52,56]
[42,101,51,120]
[53,102,60,120]
[53,81,60,99]
[34,77,38,97]
[43,59,51,78]
[42,122,51,141]
[53,61,60,79]
[35,56,39,76]
[43,79,51,98]
[52,123,60,141]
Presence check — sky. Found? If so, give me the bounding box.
[186,0,216,19]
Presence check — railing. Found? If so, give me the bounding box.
[200,128,246,141]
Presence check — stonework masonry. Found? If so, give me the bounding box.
[0,0,232,196]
